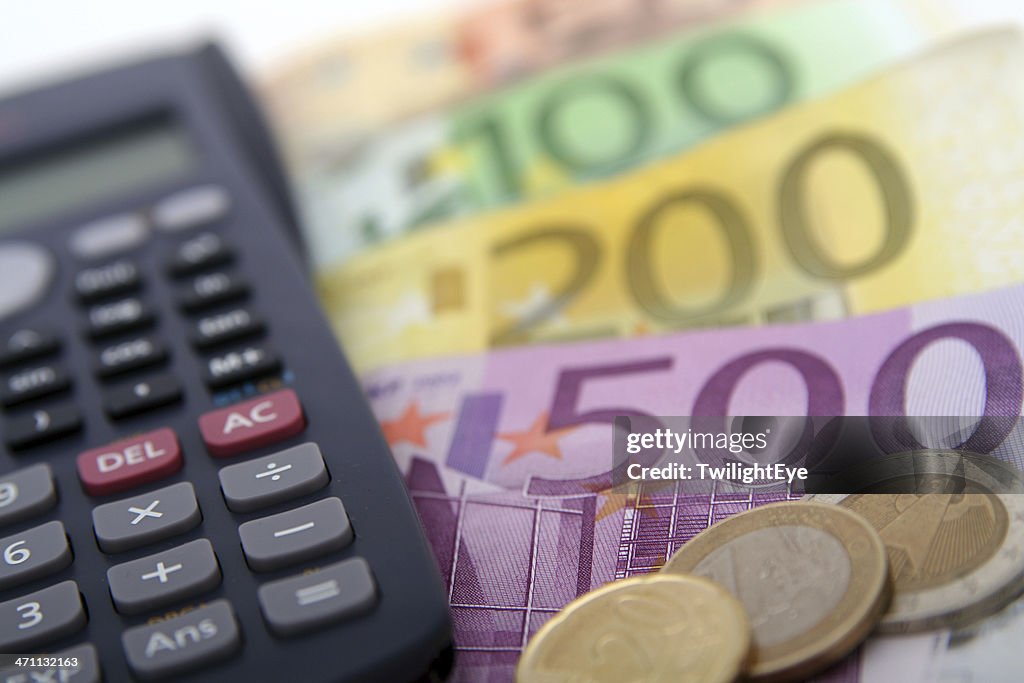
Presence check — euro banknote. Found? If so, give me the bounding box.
[262,0,797,175]
[371,268,1024,681]
[320,29,1024,372]
[299,0,961,262]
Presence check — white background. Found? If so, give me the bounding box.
[0,0,1022,97]
[0,0,490,94]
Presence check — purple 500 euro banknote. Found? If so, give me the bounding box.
[364,283,1024,681]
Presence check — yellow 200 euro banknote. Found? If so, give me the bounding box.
[321,29,1024,371]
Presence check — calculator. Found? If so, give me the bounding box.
[0,43,452,681]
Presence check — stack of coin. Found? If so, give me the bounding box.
[517,451,1024,683]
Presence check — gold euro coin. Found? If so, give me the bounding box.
[663,501,889,682]
[807,450,1024,632]
[515,574,750,683]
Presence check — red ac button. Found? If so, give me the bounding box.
[199,388,305,457]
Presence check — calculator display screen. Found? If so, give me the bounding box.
[0,117,195,233]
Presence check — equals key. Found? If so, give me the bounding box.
[258,558,377,637]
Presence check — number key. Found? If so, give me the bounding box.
[0,464,56,528]
[0,581,86,651]
[0,521,72,591]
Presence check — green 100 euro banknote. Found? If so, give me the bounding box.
[302,0,959,265]
[263,0,799,177]
[320,28,1024,373]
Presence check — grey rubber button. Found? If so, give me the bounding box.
[0,581,86,651]
[0,242,54,322]
[0,521,72,591]
[0,464,56,528]
[70,213,149,259]
[93,482,201,553]
[152,185,230,232]
[107,539,221,615]
[257,557,376,637]
[219,442,328,512]
[239,497,353,572]
[122,599,240,680]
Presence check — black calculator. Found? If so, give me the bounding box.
[0,43,451,682]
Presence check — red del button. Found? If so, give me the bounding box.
[77,428,182,496]
[199,388,305,457]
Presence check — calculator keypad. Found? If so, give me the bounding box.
[257,558,377,638]
[0,521,72,591]
[121,599,240,680]
[218,442,328,512]
[0,581,86,651]
[239,497,352,572]
[92,482,201,553]
[107,538,221,615]
[0,182,406,680]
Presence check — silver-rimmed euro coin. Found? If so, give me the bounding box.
[663,501,890,681]
[806,450,1024,632]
